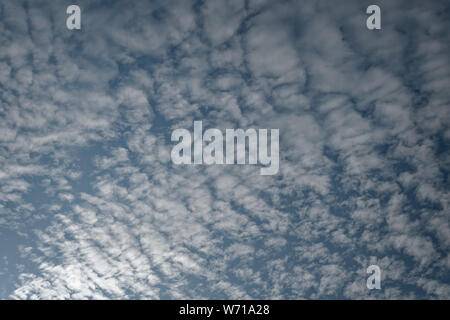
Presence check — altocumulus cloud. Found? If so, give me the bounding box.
[0,0,449,299]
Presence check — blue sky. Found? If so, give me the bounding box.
[0,0,449,299]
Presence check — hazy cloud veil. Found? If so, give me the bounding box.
[0,0,449,299]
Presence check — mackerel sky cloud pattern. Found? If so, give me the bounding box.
[0,0,449,299]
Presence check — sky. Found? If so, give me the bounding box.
[0,0,449,299]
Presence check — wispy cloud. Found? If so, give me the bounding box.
[0,0,449,299]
